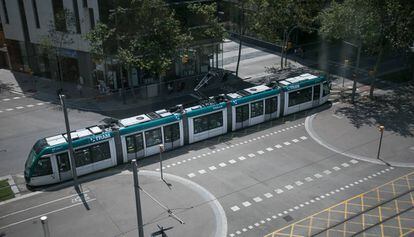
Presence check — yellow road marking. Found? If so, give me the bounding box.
[264,171,414,237]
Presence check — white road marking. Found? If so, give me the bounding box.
[275,144,282,148]
[15,106,24,109]
[253,197,263,202]
[13,97,20,99]
[314,173,323,178]
[264,193,273,198]
[341,163,350,167]
[0,198,96,231]
[219,163,227,167]
[209,166,217,171]
[283,142,291,146]
[2,98,10,101]
[292,139,299,143]
[350,159,359,164]
[5,108,13,111]
[285,185,294,190]
[188,173,195,178]
[332,166,341,171]
[295,181,304,186]
[323,170,332,175]
[238,156,246,161]
[275,189,284,194]
[266,147,274,151]
[229,159,236,164]
[231,206,240,212]
[242,201,251,207]
[36,102,44,106]
[300,136,307,140]
[0,190,91,220]
[198,169,206,174]
[305,177,313,182]
[257,150,264,155]
[248,153,255,158]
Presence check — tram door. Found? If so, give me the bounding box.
[56,152,72,181]
[235,104,249,130]
[313,85,321,107]
[163,123,180,151]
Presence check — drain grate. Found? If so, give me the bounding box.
[283,215,294,222]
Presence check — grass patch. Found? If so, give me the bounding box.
[379,69,412,83]
[0,179,15,202]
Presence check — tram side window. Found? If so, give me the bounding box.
[209,112,223,129]
[323,82,330,97]
[145,128,162,147]
[194,111,223,134]
[74,147,92,167]
[288,87,312,107]
[265,97,278,114]
[313,85,321,100]
[194,115,209,134]
[126,133,144,153]
[251,101,264,118]
[32,157,53,177]
[56,152,70,172]
[236,105,249,123]
[91,142,111,162]
[164,123,180,143]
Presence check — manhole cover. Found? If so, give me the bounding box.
[283,215,294,222]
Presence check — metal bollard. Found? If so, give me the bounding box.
[40,216,50,237]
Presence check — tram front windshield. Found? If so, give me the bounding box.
[25,139,47,174]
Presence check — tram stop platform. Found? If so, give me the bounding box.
[305,88,414,167]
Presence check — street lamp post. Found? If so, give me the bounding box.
[377,125,385,160]
[59,94,79,189]
[131,159,144,237]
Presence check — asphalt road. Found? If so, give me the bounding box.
[0,90,108,176]
[0,103,412,237]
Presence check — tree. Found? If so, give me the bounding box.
[319,0,414,98]
[85,0,192,95]
[248,0,326,68]
[40,9,76,91]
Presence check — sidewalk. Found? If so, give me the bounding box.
[307,78,414,167]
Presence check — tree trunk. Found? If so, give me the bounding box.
[369,45,384,98]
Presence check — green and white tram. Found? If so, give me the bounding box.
[25,73,330,186]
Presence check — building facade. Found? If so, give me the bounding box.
[0,0,222,92]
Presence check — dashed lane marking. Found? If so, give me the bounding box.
[154,122,306,171]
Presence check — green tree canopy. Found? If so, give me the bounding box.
[85,0,192,79]
[318,0,414,96]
